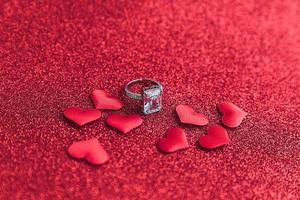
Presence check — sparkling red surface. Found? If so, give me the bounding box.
[0,0,300,199]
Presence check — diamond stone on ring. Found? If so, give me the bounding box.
[124,78,163,114]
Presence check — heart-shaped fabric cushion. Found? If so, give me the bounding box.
[91,89,123,110]
[105,113,143,133]
[176,105,208,126]
[67,139,108,165]
[199,124,230,149]
[63,107,101,126]
[219,102,247,128]
[157,127,189,153]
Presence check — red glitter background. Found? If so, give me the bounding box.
[0,0,300,199]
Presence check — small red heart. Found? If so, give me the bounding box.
[176,105,209,126]
[199,124,230,149]
[105,113,143,133]
[157,127,189,153]
[219,102,247,128]
[63,107,101,126]
[67,139,108,165]
[91,89,123,110]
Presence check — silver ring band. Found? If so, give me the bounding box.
[124,78,163,100]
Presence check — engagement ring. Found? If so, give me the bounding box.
[125,78,163,114]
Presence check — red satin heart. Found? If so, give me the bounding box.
[67,139,108,165]
[105,113,143,133]
[219,102,247,128]
[157,127,189,153]
[91,89,123,110]
[63,107,101,126]
[199,124,230,149]
[176,105,209,126]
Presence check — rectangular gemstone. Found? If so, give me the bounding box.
[143,86,162,114]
